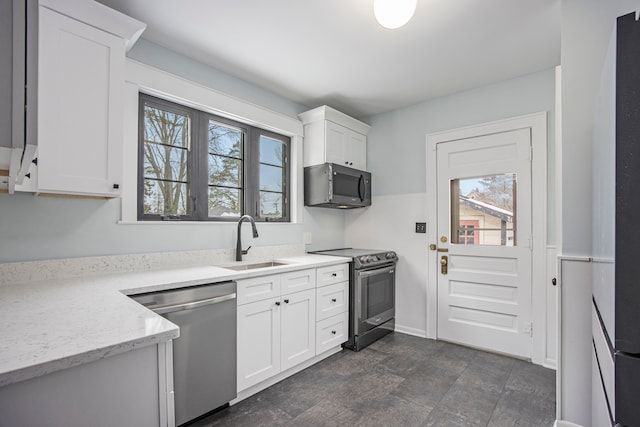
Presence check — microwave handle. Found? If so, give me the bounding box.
[358,174,365,202]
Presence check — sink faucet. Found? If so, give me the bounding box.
[236,215,259,261]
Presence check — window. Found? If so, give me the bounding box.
[139,94,290,221]
[458,220,479,245]
[450,173,516,246]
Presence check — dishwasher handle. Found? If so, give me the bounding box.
[152,292,236,315]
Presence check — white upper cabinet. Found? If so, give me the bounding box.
[26,0,145,197]
[299,105,370,170]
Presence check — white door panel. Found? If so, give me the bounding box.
[436,128,532,358]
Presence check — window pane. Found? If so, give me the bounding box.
[209,122,242,158]
[260,192,283,219]
[143,180,188,215]
[142,102,190,217]
[260,136,283,166]
[451,173,516,246]
[144,106,189,148]
[143,145,188,183]
[209,154,241,187]
[260,164,283,192]
[208,187,241,217]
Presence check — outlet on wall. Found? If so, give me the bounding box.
[415,222,427,233]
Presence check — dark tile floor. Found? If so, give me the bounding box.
[192,332,556,427]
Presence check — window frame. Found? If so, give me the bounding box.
[137,94,197,221]
[137,93,291,222]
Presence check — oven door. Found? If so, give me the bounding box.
[354,263,395,335]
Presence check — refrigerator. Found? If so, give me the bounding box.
[592,11,640,427]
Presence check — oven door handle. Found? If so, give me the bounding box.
[356,265,395,279]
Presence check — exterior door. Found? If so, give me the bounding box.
[435,128,533,358]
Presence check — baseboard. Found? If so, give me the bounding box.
[394,324,426,338]
[544,357,557,370]
[553,421,583,427]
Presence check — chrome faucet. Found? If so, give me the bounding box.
[236,215,259,261]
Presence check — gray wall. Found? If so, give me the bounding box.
[128,39,309,120]
[345,67,557,337]
[558,1,639,425]
[0,39,346,263]
[364,68,557,241]
[560,0,639,256]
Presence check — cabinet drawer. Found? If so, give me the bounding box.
[316,281,348,321]
[316,264,349,288]
[316,312,348,355]
[237,275,281,305]
[281,268,316,294]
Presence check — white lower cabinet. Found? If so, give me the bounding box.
[315,266,350,356]
[280,289,316,371]
[237,270,317,392]
[236,264,348,395]
[316,281,348,321]
[237,297,281,391]
[316,312,349,354]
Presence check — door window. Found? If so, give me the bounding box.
[450,173,517,246]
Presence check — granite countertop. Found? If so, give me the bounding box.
[0,254,349,388]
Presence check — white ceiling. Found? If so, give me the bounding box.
[96,0,561,119]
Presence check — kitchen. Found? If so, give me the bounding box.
[0,0,637,426]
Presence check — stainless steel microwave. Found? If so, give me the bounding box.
[304,163,371,209]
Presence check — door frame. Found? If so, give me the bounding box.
[426,112,548,365]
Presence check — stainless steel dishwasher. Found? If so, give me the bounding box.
[132,281,237,426]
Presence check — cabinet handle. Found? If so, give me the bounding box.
[331,330,336,335]
[331,273,337,277]
[284,299,289,304]
[275,301,281,306]
[331,298,337,303]
[349,162,353,166]
[344,161,348,165]
[113,184,120,189]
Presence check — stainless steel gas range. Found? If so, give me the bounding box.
[309,248,398,351]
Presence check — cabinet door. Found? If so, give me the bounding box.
[37,7,124,197]
[280,289,316,372]
[325,120,346,166]
[325,121,366,169]
[345,130,367,170]
[237,297,281,391]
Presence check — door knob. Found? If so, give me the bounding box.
[440,255,448,275]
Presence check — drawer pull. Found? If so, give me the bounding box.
[331,273,337,277]
[284,299,290,304]
[331,298,337,303]
[275,301,281,306]
[331,330,336,335]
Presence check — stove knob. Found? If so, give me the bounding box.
[359,256,367,264]
[386,252,395,259]
[372,255,379,262]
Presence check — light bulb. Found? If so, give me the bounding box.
[374,0,417,29]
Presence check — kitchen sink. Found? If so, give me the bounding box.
[224,261,288,271]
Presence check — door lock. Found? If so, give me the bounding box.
[440,255,448,275]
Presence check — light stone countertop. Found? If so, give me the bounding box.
[0,254,350,388]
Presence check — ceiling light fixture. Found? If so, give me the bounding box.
[373,0,417,29]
